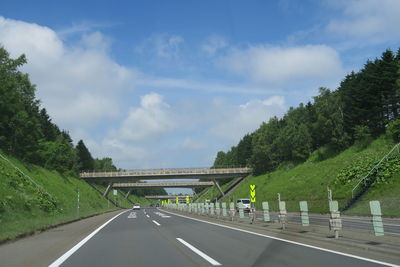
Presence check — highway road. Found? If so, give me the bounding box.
[50,208,396,267]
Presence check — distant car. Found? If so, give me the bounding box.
[132,203,141,210]
[236,199,251,212]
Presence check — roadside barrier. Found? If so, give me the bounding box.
[162,198,392,238]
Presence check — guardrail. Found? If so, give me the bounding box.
[351,142,400,198]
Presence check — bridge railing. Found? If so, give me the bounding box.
[80,167,252,178]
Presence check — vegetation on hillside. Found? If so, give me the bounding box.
[214,137,399,215]
[212,48,400,177]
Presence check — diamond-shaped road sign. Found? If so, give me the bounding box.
[250,184,256,203]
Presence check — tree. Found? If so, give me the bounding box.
[76,140,94,171]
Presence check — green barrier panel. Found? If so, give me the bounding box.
[370,200,384,236]
[222,202,227,216]
[230,202,235,218]
[299,201,309,226]
[329,200,338,212]
[239,202,244,219]
[205,203,209,215]
[262,201,270,222]
[215,202,220,217]
[210,203,215,216]
[201,203,205,215]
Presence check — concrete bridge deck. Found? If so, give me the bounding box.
[112,181,214,189]
[80,167,251,182]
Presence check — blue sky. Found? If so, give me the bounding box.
[1,0,400,175]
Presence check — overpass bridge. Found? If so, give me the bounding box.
[80,167,251,198]
[113,181,214,189]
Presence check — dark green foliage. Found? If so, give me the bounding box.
[212,48,400,177]
[94,157,117,170]
[76,140,94,171]
[386,119,400,142]
[0,45,118,176]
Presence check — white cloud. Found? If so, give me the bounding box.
[325,0,400,44]
[201,35,228,55]
[118,93,175,141]
[0,16,138,129]
[219,45,344,86]
[182,138,208,150]
[135,33,184,58]
[210,96,286,142]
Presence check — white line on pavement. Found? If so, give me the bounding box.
[161,209,399,267]
[48,210,129,267]
[152,220,161,226]
[146,214,150,218]
[177,238,221,266]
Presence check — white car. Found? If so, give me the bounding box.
[236,199,251,212]
[132,203,141,210]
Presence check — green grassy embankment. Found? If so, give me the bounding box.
[0,152,151,242]
[213,137,399,216]
[195,178,239,202]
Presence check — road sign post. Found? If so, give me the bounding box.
[329,200,342,238]
[278,196,287,230]
[370,200,384,236]
[249,184,256,223]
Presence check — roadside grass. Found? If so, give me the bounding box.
[196,178,239,202]
[0,152,149,242]
[217,137,399,216]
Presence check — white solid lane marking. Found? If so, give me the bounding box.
[161,209,399,267]
[177,238,221,266]
[152,220,161,226]
[49,210,129,267]
[146,214,150,218]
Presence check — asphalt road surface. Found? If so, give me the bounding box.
[49,208,395,267]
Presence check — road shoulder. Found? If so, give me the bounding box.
[0,209,126,267]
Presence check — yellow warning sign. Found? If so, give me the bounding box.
[186,195,190,204]
[176,196,179,204]
[168,199,171,204]
[250,184,256,203]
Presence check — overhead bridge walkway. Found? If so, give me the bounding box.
[80,167,251,198]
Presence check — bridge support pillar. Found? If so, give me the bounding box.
[213,179,225,197]
[103,182,113,197]
[125,190,132,199]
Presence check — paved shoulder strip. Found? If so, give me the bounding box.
[161,209,399,267]
[176,238,221,266]
[48,210,129,267]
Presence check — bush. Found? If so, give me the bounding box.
[354,125,372,149]
[386,119,400,143]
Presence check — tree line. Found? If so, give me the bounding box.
[0,45,167,196]
[213,48,400,175]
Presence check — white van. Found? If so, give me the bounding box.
[236,199,251,212]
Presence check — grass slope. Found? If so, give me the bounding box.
[0,152,150,241]
[217,137,399,216]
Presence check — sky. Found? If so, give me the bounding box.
[1,0,400,175]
